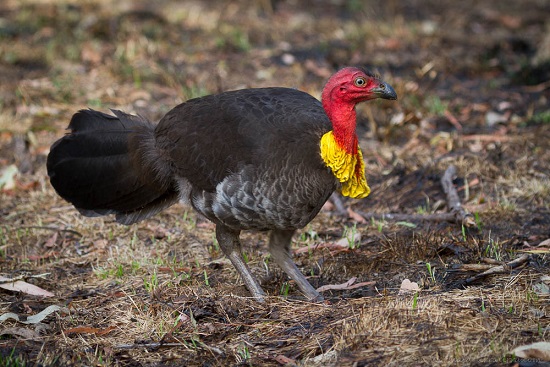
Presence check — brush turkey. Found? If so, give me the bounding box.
[47,67,397,301]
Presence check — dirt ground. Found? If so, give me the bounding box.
[1,0,549,366]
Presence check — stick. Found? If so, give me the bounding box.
[448,263,494,272]
[356,211,458,223]
[115,342,183,350]
[4,225,83,237]
[461,134,514,142]
[441,165,475,226]
[464,254,530,284]
[114,341,224,355]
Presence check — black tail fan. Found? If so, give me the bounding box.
[47,109,178,224]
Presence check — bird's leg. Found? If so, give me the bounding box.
[268,229,323,302]
[215,225,266,302]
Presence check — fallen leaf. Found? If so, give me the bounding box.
[0,327,40,339]
[399,279,420,294]
[24,252,59,261]
[485,111,508,126]
[64,325,115,336]
[347,207,367,223]
[0,305,67,324]
[93,239,109,250]
[0,164,18,191]
[293,242,345,254]
[43,232,58,248]
[307,350,339,365]
[317,277,375,293]
[532,282,550,295]
[317,277,357,292]
[176,313,190,324]
[396,221,417,228]
[0,276,54,297]
[335,232,361,248]
[274,354,297,366]
[511,342,550,361]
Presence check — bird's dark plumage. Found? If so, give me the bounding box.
[156,88,336,231]
[47,68,397,301]
[47,109,179,225]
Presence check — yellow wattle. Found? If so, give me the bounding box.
[320,131,371,199]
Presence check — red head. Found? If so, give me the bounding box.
[322,67,397,108]
[321,67,397,152]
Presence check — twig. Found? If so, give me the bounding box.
[114,340,224,355]
[441,165,475,226]
[522,79,550,93]
[464,254,530,284]
[294,242,347,255]
[444,109,462,132]
[461,134,514,142]
[5,225,83,237]
[115,342,183,350]
[356,211,458,223]
[447,263,494,272]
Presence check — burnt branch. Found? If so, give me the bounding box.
[441,165,475,227]
[463,254,531,284]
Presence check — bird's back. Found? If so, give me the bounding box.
[155,87,338,230]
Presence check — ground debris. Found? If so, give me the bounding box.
[441,165,475,227]
[0,275,54,297]
[356,164,475,226]
[0,305,67,324]
[511,341,550,361]
[464,254,531,285]
[1,0,549,366]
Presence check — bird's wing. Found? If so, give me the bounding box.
[154,87,332,191]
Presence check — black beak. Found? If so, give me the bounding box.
[372,81,397,100]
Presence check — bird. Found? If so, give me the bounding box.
[47,67,397,302]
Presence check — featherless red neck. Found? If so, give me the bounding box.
[321,87,359,155]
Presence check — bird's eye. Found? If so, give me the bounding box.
[354,77,366,87]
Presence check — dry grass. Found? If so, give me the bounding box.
[1,0,549,366]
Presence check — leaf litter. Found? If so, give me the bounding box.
[0,0,549,366]
[0,275,54,297]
